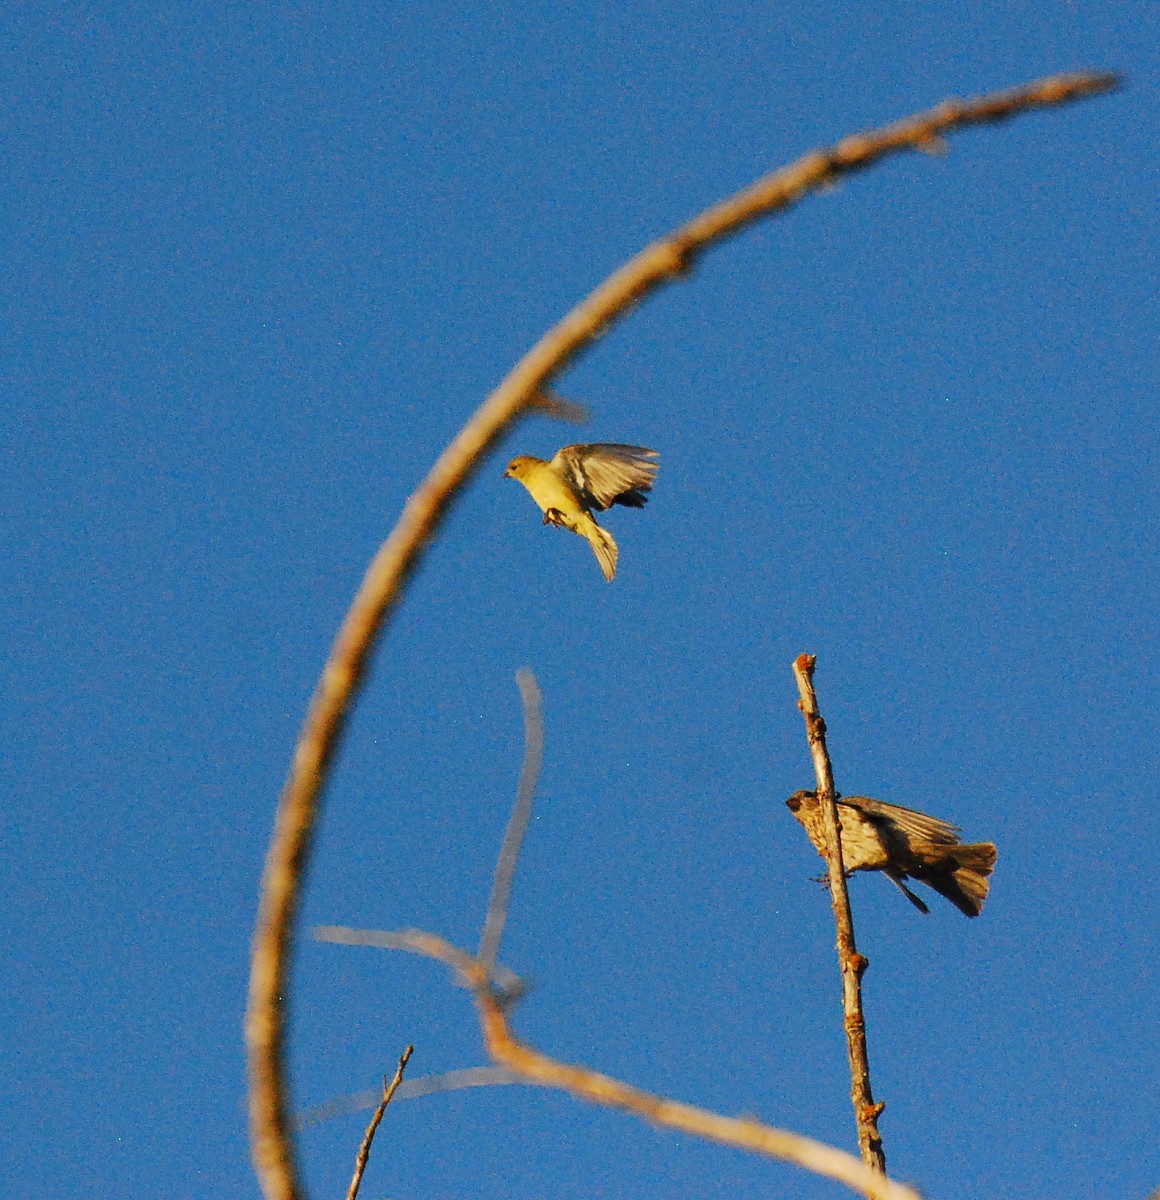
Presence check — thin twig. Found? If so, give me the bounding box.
[479,670,545,970]
[246,72,1119,1200]
[318,926,921,1200]
[793,655,885,1173]
[345,1046,413,1200]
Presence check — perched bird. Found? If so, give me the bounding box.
[504,443,659,582]
[785,790,997,917]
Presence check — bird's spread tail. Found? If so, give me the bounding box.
[584,520,619,582]
[922,841,997,917]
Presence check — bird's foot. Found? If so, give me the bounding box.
[811,871,854,886]
[542,508,565,527]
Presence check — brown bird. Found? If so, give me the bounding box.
[785,790,997,917]
[504,443,659,581]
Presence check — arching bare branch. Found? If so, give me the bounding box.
[247,71,1120,1200]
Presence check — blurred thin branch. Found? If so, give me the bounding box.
[531,388,591,424]
[793,655,884,1172]
[294,1066,523,1132]
[345,1047,412,1200]
[313,926,526,998]
[479,670,544,970]
[316,926,921,1200]
[247,71,1120,1200]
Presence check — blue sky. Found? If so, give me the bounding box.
[2,4,1157,1198]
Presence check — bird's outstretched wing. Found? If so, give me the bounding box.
[551,444,659,511]
[841,796,963,846]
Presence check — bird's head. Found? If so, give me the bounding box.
[504,456,535,481]
[786,790,813,813]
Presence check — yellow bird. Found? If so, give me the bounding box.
[504,443,659,581]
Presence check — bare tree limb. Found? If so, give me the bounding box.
[793,655,885,1172]
[316,926,922,1200]
[479,669,544,970]
[345,1046,413,1200]
[247,71,1119,1200]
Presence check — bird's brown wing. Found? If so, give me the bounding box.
[841,796,963,846]
[551,444,659,511]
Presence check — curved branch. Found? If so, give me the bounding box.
[479,670,544,970]
[247,70,1120,1200]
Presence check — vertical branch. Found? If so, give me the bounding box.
[792,654,886,1174]
[345,1046,413,1200]
[479,669,544,971]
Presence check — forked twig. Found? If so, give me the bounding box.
[479,670,544,970]
[316,926,921,1200]
[247,72,1119,1200]
[345,1046,412,1200]
[793,655,884,1172]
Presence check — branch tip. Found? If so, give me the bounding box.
[795,653,816,676]
[345,1045,414,1200]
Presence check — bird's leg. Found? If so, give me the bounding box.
[542,507,569,528]
[812,870,855,885]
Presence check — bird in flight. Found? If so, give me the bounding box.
[504,443,659,582]
[785,790,997,917]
